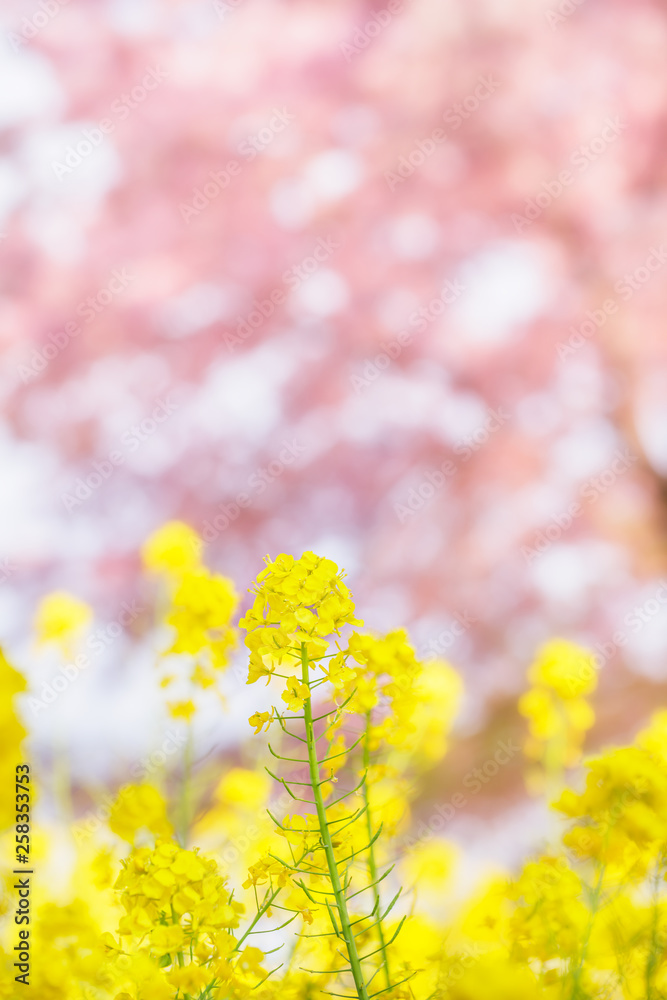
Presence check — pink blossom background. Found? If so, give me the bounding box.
[3,0,667,855]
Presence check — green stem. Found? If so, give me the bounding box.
[363,711,391,990]
[235,886,283,952]
[234,849,308,953]
[543,697,568,802]
[569,861,605,1000]
[645,857,664,999]
[301,644,370,1000]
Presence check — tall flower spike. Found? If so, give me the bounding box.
[240,551,363,693]
[242,553,414,1000]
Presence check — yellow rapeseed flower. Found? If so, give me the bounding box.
[0,648,26,828]
[528,639,597,699]
[141,520,202,575]
[34,590,92,652]
[108,783,173,844]
[519,639,597,784]
[240,551,362,702]
[167,568,238,669]
[167,698,196,721]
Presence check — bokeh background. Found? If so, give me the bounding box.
[3,0,667,870]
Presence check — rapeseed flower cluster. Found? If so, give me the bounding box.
[240,551,362,692]
[519,638,597,790]
[34,590,93,656]
[142,521,239,715]
[106,840,258,1000]
[3,526,667,1000]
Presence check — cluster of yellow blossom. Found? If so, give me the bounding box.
[141,521,239,713]
[346,629,418,730]
[240,553,467,999]
[508,856,588,963]
[0,649,26,828]
[166,568,238,669]
[240,551,362,697]
[25,899,111,1000]
[34,590,92,656]
[556,740,667,875]
[346,630,462,760]
[435,748,667,997]
[410,659,463,764]
[519,638,597,786]
[141,521,202,576]
[107,840,262,1000]
[108,784,174,845]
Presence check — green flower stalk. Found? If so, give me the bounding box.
[240,552,412,1000]
[301,643,371,1000]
